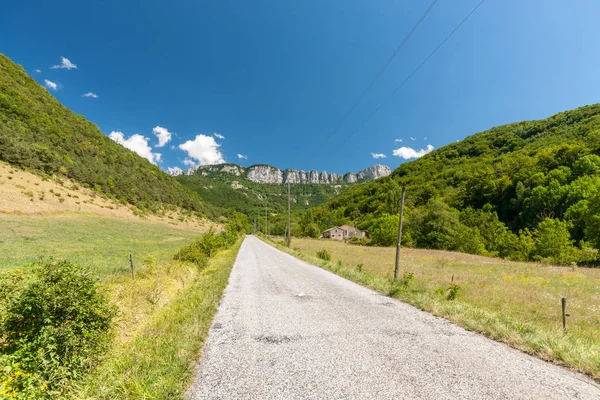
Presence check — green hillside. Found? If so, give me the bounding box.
[0,54,206,214]
[304,104,600,264]
[176,166,347,234]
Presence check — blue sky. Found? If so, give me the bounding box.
[2,0,600,174]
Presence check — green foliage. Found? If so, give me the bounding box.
[388,272,414,297]
[370,214,398,247]
[0,54,207,215]
[316,249,331,261]
[0,260,117,397]
[446,284,461,301]
[348,236,362,245]
[176,226,240,265]
[176,169,346,228]
[407,199,463,250]
[533,218,578,264]
[308,104,600,264]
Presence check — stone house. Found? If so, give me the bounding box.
[322,226,347,240]
[322,225,369,240]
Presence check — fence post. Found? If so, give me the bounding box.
[129,254,135,279]
[562,297,567,333]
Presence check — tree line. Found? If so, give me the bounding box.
[298,104,600,265]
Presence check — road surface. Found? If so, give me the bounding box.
[187,236,600,399]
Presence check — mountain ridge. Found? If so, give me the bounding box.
[168,163,391,185]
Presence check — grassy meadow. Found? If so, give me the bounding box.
[0,213,200,277]
[0,211,242,398]
[268,237,600,381]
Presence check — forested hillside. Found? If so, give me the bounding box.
[302,104,600,264]
[0,54,206,214]
[177,167,346,233]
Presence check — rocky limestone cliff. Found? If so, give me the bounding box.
[357,164,392,180]
[170,163,391,184]
[246,165,282,184]
[343,172,357,184]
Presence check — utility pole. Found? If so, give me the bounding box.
[394,186,406,280]
[287,182,291,247]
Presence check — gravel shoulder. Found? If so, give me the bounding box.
[187,235,600,399]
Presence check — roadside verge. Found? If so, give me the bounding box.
[75,238,243,399]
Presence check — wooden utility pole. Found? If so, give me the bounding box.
[264,198,268,237]
[287,182,291,246]
[393,186,406,280]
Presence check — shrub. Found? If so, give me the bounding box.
[0,261,117,397]
[348,236,361,245]
[387,272,414,297]
[176,227,239,265]
[316,249,331,261]
[303,223,321,238]
[446,284,461,300]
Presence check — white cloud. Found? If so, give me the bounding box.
[423,137,427,140]
[371,152,386,159]
[152,126,172,148]
[392,144,434,160]
[410,137,416,141]
[109,131,161,164]
[179,134,225,166]
[35,69,41,73]
[394,138,403,143]
[213,133,225,140]
[51,56,77,70]
[183,158,197,167]
[237,154,248,160]
[44,79,58,90]
[82,92,98,98]
[167,166,183,175]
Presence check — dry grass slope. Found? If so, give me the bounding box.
[0,161,210,230]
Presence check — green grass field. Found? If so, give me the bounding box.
[269,237,600,381]
[0,213,200,277]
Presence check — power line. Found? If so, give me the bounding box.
[311,0,439,163]
[337,0,487,151]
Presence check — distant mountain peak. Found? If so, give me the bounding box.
[169,163,391,184]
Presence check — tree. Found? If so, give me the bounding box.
[407,199,462,250]
[533,218,575,262]
[371,214,399,247]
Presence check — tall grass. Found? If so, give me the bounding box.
[265,237,600,381]
[75,239,242,399]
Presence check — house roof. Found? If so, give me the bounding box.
[323,225,358,233]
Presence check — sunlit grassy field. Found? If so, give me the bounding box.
[0,213,200,277]
[274,237,600,380]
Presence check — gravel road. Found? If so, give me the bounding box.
[187,235,600,399]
